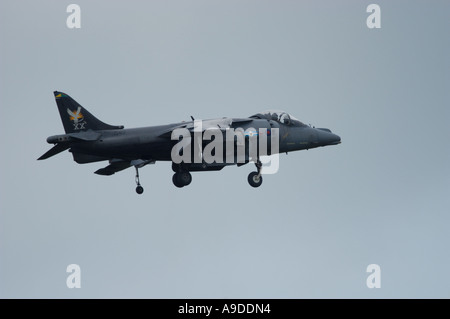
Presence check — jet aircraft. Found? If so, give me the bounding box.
[38,91,341,194]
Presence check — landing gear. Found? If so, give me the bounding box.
[171,163,192,188]
[248,171,263,187]
[172,174,183,188]
[135,167,144,194]
[136,185,144,194]
[172,171,192,188]
[248,160,263,188]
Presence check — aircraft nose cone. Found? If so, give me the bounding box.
[316,128,341,146]
[330,133,341,145]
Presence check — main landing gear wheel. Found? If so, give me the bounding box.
[135,167,144,194]
[172,174,183,188]
[248,171,263,188]
[172,171,192,188]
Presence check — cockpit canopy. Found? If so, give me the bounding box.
[250,109,305,127]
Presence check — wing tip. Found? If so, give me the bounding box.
[94,168,115,176]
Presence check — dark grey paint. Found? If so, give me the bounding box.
[39,91,341,193]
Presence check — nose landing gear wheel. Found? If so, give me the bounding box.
[248,171,263,187]
[248,159,263,188]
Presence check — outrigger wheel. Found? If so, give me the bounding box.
[247,160,263,188]
[136,185,144,194]
[135,167,144,194]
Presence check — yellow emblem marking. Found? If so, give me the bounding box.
[67,107,84,123]
[69,111,83,121]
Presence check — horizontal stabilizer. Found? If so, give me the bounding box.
[37,143,70,160]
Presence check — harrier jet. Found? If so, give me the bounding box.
[38,91,341,194]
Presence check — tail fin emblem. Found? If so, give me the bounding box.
[67,107,85,129]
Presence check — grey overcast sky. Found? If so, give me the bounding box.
[1,0,449,298]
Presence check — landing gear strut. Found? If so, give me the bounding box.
[135,167,144,194]
[248,160,263,188]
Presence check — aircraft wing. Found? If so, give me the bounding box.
[158,118,253,138]
[186,118,253,131]
[94,159,155,176]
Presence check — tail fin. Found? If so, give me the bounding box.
[53,91,123,133]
